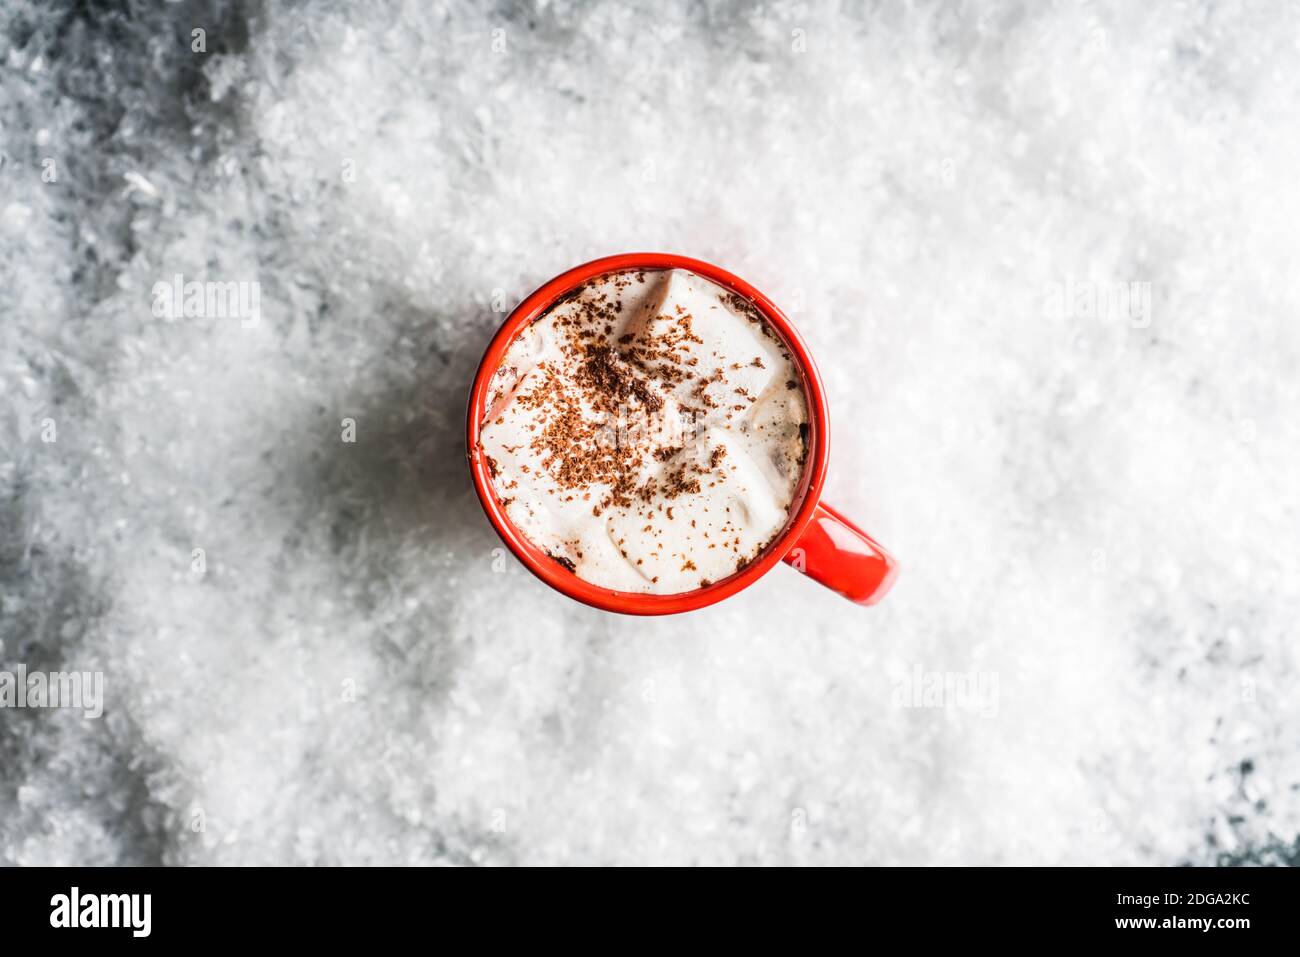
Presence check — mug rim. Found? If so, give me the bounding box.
[465,252,830,615]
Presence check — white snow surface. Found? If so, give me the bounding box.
[1,0,1298,865]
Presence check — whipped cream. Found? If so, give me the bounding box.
[479,269,808,594]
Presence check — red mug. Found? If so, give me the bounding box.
[466,253,898,615]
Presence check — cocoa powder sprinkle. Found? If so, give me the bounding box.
[482,269,811,585]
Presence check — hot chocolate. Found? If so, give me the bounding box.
[478,269,808,593]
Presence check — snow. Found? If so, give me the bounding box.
[1,0,1297,865]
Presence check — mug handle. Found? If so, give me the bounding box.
[783,501,898,605]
